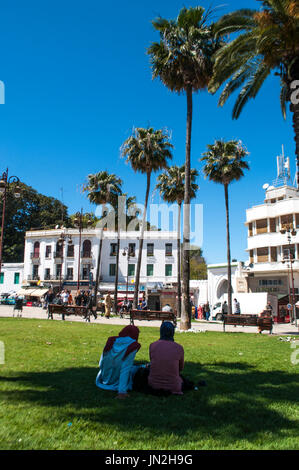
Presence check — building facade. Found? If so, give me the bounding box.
[0,263,24,295]
[24,229,178,294]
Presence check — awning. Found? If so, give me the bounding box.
[30,288,49,298]
[17,288,38,296]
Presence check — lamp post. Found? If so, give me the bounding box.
[281,223,297,326]
[57,230,72,292]
[122,246,130,300]
[73,210,93,291]
[0,169,21,278]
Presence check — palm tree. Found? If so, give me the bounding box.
[201,139,249,315]
[121,127,173,308]
[83,171,122,306]
[155,165,199,321]
[148,6,222,330]
[209,0,299,184]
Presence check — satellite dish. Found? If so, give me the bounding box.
[263,183,269,190]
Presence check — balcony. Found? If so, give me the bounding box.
[30,253,40,264]
[81,251,92,260]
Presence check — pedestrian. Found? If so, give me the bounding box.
[222,301,228,315]
[104,293,112,318]
[162,304,173,313]
[233,298,241,315]
[68,291,73,305]
[205,302,210,321]
[61,289,69,306]
[197,304,203,320]
[266,301,273,317]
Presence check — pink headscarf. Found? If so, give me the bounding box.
[103,325,141,360]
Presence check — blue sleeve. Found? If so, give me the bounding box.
[118,350,137,394]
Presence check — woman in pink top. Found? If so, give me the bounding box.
[148,322,194,395]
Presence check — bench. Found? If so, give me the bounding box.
[47,304,93,322]
[130,309,177,327]
[223,313,273,334]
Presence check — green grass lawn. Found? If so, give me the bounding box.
[0,317,298,450]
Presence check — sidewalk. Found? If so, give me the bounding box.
[0,305,298,336]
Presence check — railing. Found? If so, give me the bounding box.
[81,251,92,258]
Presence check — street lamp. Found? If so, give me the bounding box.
[280,223,297,326]
[0,168,21,278]
[57,230,72,292]
[122,246,130,300]
[73,209,93,291]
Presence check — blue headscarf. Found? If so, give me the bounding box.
[160,321,175,341]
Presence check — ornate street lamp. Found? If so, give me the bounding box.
[73,209,93,291]
[280,223,297,326]
[57,231,72,292]
[122,246,130,300]
[0,169,21,278]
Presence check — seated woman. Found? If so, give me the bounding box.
[96,325,141,399]
[147,321,202,395]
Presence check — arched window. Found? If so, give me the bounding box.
[56,240,63,257]
[33,241,40,258]
[82,240,91,257]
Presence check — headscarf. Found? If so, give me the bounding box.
[103,325,141,360]
[160,321,175,341]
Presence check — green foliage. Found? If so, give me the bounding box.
[155,165,199,205]
[0,182,69,262]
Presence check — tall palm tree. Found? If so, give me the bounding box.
[121,127,173,308]
[83,171,122,306]
[201,139,249,315]
[209,0,299,183]
[148,6,222,330]
[156,165,199,321]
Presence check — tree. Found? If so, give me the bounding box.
[82,171,122,305]
[121,127,173,308]
[189,245,208,280]
[0,182,69,262]
[155,165,198,318]
[209,0,299,184]
[148,6,222,330]
[201,139,249,314]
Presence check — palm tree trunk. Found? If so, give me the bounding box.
[113,227,120,313]
[177,202,182,318]
[133,171,151,309]
[181,84,193,330]
[224,183,232,315]
[94,229,103,308]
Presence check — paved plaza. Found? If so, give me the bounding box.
[0,304,298,336]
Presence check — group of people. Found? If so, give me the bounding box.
[95,321,206,399]
[43,288,94,310]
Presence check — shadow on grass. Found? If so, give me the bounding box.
[1,360,299,444]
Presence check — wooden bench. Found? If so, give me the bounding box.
[130,309,177,327]
[223,313,273,334]
[47,304,92,322]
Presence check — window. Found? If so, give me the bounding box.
[44,268,50,280]
[129,243,136,257]
[14,273,20,284]
[165,243,172,256]
[147,264,154,276]
[82,240,91,257]
[109,264,116,277]
[0,273,4,284]
[33,241,40,258]
[165,264,172,276]
[56,264,62,278]
[110,243,117,256]
[45,245,52,258]
[82,264,91,280]
[128,264,135,276]
[67,244,74,258]
[33,265,39,278]
[147,243,154,256]
[67,267,73,280]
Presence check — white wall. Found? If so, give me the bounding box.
[0,263,24,294]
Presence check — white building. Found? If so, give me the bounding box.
[23,229,178,295]
[0,263,24,295]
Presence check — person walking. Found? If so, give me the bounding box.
[104,293,112,318]
[233,298,241,315]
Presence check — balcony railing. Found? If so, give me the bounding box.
[81,251,92,259]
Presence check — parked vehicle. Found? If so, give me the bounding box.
[211,293,278,320]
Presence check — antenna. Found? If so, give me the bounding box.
[273,146,292,187]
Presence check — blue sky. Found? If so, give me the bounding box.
[0,0,295,264]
